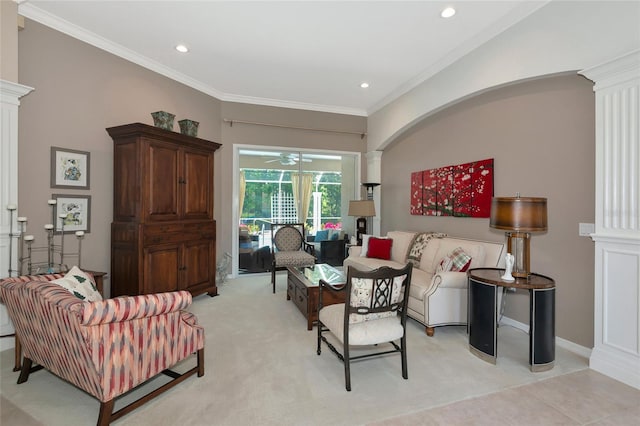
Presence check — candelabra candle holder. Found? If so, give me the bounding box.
[5,201,86,277]
[6,204,18,277]
[76,230,84,268]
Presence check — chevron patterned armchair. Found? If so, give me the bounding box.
[0,273,205,425]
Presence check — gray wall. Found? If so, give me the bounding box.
[381,74,596,348]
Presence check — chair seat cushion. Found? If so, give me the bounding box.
[319,303,404,345]
[274,251,315,267]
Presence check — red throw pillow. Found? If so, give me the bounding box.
[367,237,393,260]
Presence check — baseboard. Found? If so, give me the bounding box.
[590,346,640,390]
[500,316,592,359]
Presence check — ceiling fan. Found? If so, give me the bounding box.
[265,153,312,166]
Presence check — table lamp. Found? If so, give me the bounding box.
[490,195,547,278]
[348,200,376,245]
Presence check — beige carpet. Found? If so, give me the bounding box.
[0,272,590,425]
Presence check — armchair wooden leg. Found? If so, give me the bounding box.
[401,336,408,380]
[17,357,32,384]
[197,348,205,377]
[272,265,276,294]
[13,335,22,372]
[344,347,351,392]
[97,399,115,426]
[426,326,435,337]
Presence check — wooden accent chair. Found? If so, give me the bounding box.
[316,264,413,391]
[270,223,316,293]
[0,273,205,425]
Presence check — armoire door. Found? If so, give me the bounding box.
[182,148,213,220]
[143,244,179,294]
[147,141,180,221]
[182,240,214,292]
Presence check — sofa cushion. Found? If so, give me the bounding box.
[408,268,433,301]
[430,239,486,272]
[437,246,472,272]
[315,230,329,241]
[386,231,417,263]
[419,238,442,273]
[319,304,404,345]
[345,256,405,272]
[367,237,393,260]
[327,229,343,240]
[360,234,389,257]
[50,266,102,302]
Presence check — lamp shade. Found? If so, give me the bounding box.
[490,197,547,232]
[348,200,376,217]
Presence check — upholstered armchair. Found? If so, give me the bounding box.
[308,229,347,266]
[270,223,316,293]
[0,273,205,426]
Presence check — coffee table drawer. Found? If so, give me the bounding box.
[293,286,308,317]
[287,264,345,331]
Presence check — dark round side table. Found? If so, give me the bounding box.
[467,267,555,372]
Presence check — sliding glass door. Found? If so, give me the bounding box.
[237,148,358,275]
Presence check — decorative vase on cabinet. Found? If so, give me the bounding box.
[107,122,221,298]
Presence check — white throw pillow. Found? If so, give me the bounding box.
[359,235,372,257]
[51,266,103,302]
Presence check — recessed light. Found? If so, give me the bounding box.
[441,7,456,18]
[360,82,370,89]
[175,44,189,53]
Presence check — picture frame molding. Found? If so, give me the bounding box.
[52,193,92,233]
[50,146,90,189]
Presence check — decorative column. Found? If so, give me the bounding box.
[0,79,34,349]
[580,50,640,390]
[366,151,382,236]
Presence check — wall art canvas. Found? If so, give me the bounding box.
[51,147,90,189]
[410,158,493,217]
[53,194,91,233]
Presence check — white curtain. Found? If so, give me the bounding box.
[291,173,313,225]
[239,170,246,224]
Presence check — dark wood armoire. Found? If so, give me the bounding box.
[107,122,221,297]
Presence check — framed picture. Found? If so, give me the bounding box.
[53,194,91,233]
[51,146,90,189]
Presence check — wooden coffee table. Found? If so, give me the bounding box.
[287,264,346,330]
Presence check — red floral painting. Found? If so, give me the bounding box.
[410,158,493,218]
[410,171,423,215]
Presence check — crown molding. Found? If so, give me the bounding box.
[580,49,640,90]
[0,79,34,105]
[221,93,367,117]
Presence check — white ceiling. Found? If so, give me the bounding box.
[18,1,549,116]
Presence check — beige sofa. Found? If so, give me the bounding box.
[344,231,504,336]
